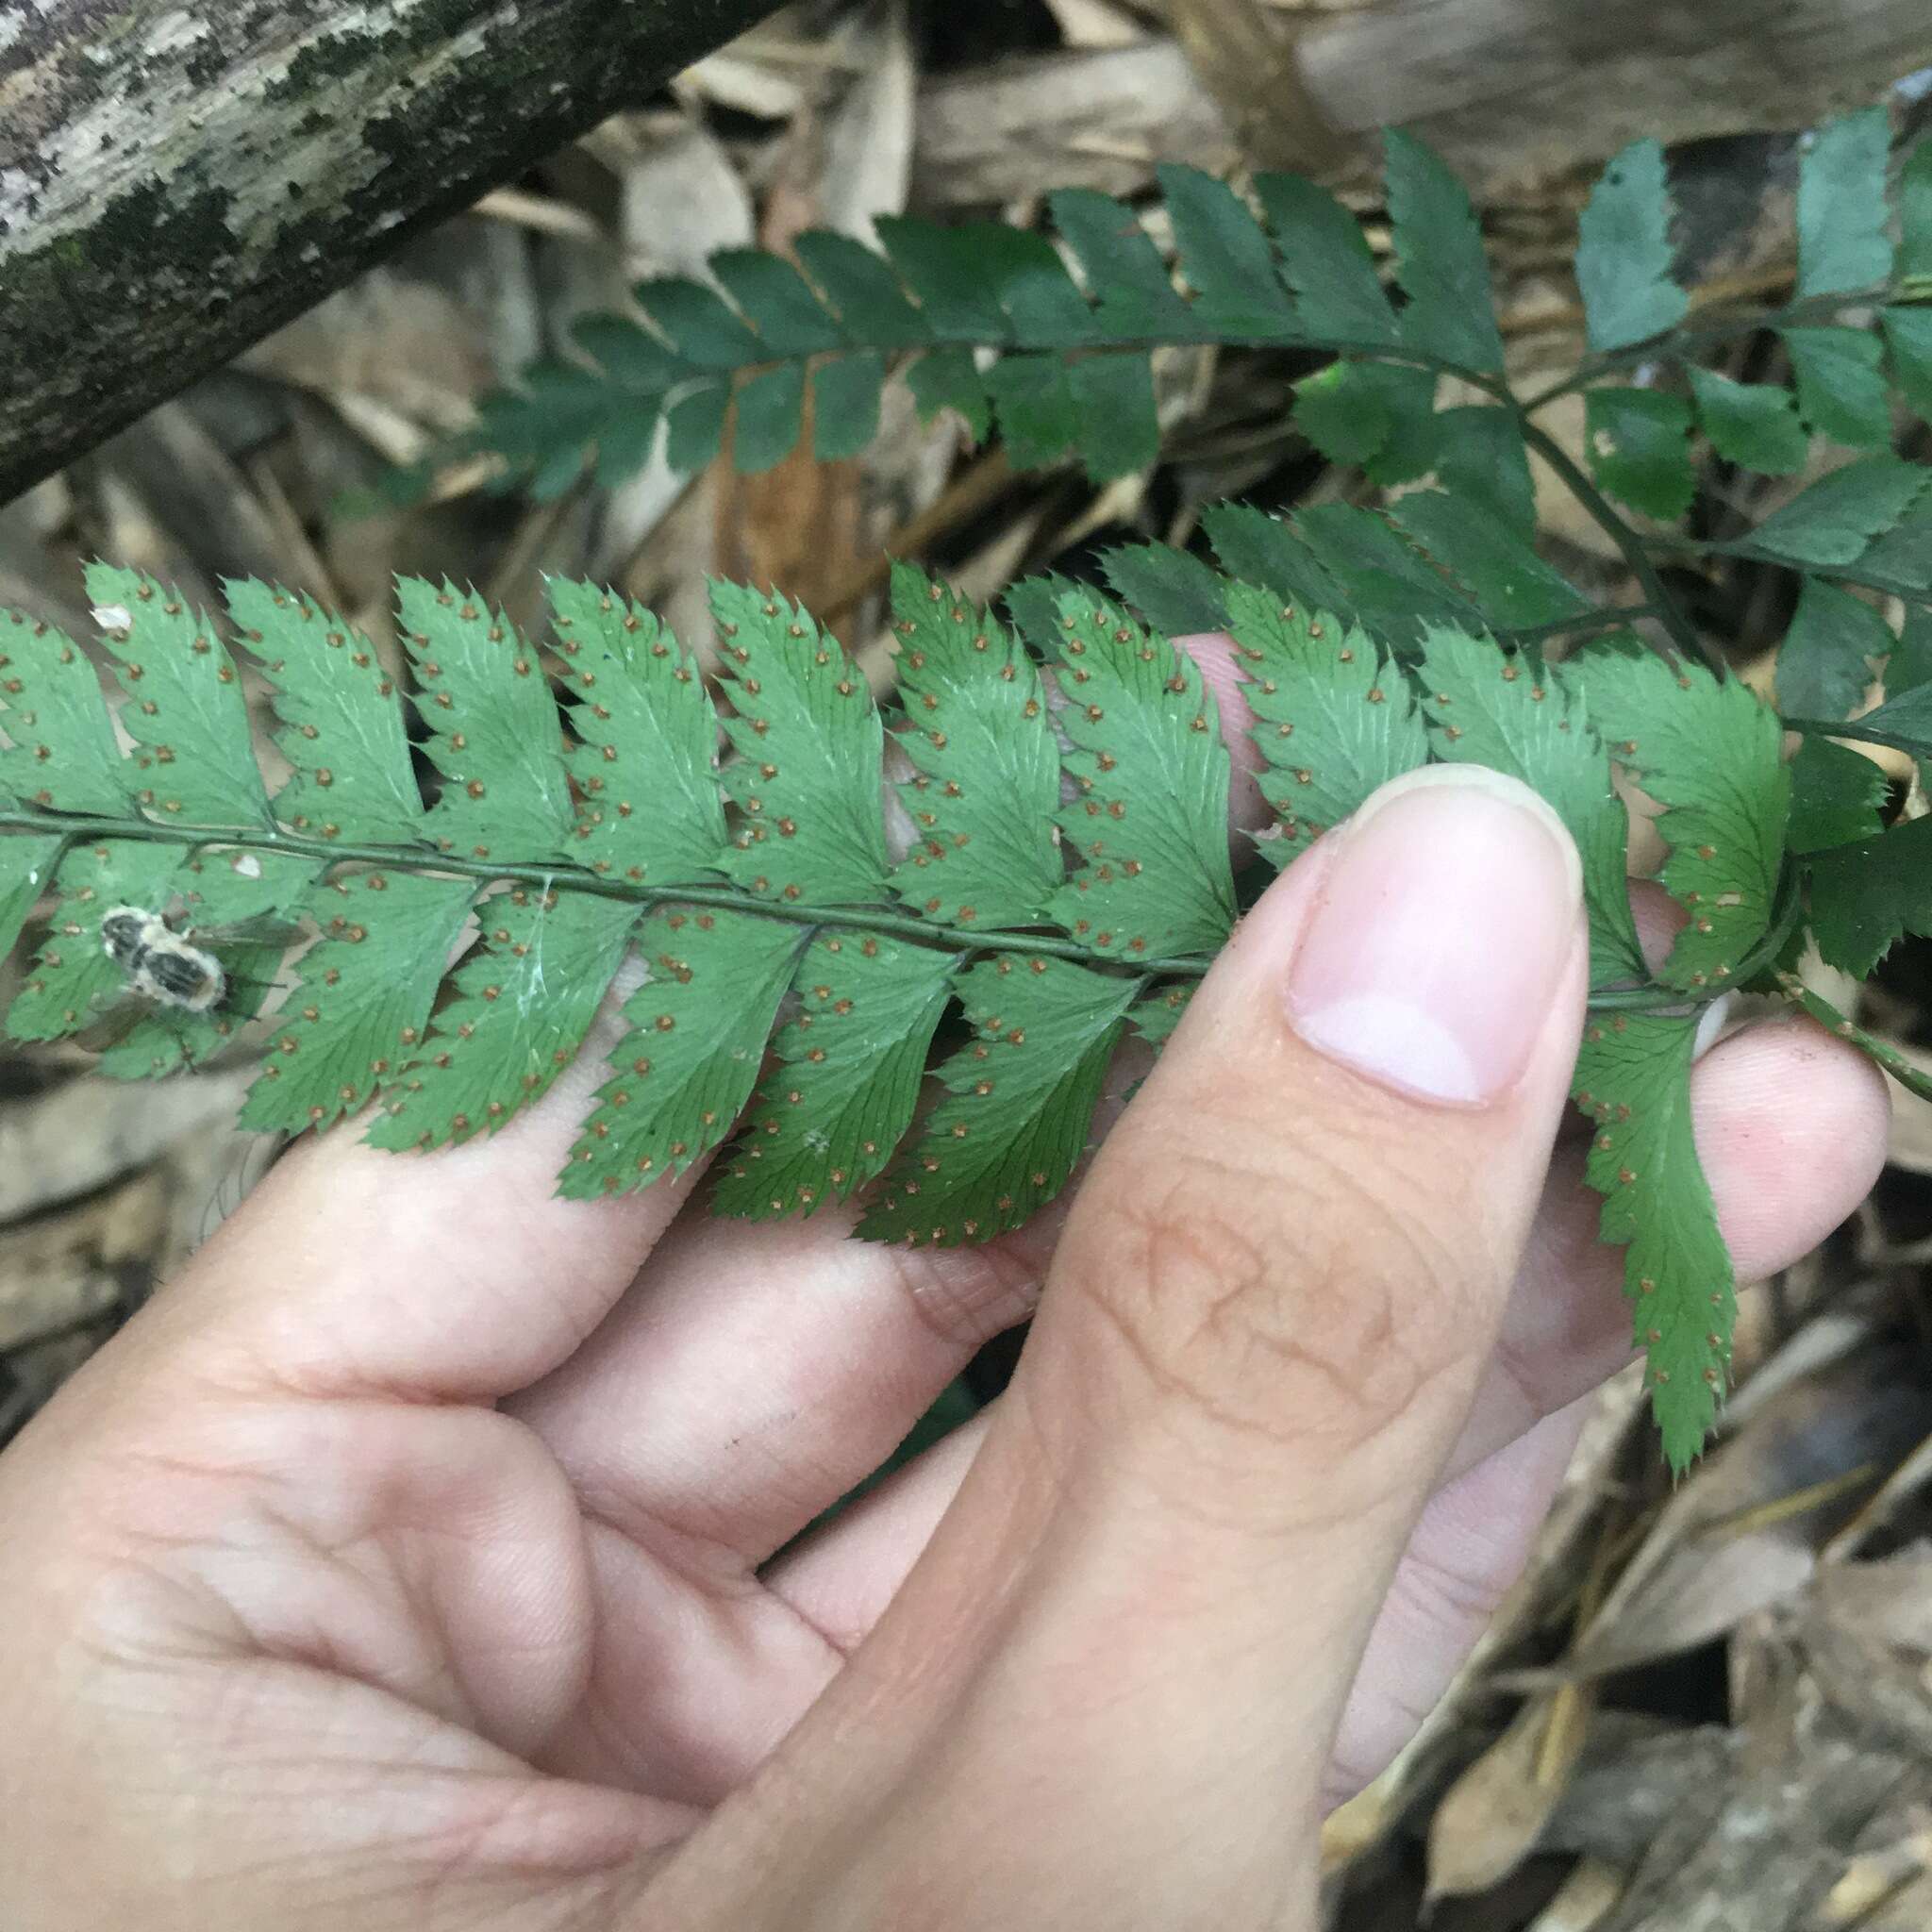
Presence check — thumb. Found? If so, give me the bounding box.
[1006,762,1586,1764]
[657,764,1587,1929]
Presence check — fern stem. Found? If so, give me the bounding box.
[1640,531,1932,609]
[1507,411,1718,674]
[1500,603,1668,646]
[1781,712,1923,756]
[1517,285,1895,413]
[0,808,1736,1016]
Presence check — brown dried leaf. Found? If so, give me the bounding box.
[1426,1693,1590,1906]
[0,1069,258,1223]
[0,1169,168,1351]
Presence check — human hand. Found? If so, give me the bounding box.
[0,745,1888,1930]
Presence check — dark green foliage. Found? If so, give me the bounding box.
[887,563,1063,928]
[1383,128,1505,374]
[1807,816,1932,980]
[1229,588,1426,863]
[1786,738,1889,855]
[1575,138,1689,352]
[1042,592,1237,959]
[1784,326,1890,450]
[1732,455,1928,567]
[1574,1014,1735,1474]
[1777,580,1894,721]
[1585,388,1695,520]
[861,955,1138,1246]
[1689,366,1808,475]
[1417,628,1645,988]
[1796,108,1894,297]
[1583,652,1788,991]
[10,110,1932,1472]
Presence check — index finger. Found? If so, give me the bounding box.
[111,975,699,1406]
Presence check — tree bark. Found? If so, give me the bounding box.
[0,0,783,506]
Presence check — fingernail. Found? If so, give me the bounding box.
[1285,766,1582,1107]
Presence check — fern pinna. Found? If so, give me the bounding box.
[10,113,1932,1472]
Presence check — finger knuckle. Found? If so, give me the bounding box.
[1062,1108,1484,1461]
[880,1237,1044,1354]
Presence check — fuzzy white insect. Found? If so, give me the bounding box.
[99,907,226,1014]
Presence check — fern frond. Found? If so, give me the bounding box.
[17,107,1932,1474]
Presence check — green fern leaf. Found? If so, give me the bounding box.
[1254,172,1398,344]
[1735,455,1929,567]
[240,870,476,1133]
[792,230,930,346]
[1201,503,1350,617]
[874,220,1036,344]
[1576,139,1689,352]
[1574,1012,1734,1473]
[1390,491,1591,630]
[1880,307,1932,422]
[637,275,764,366]
[1783,326,1890,451]
[886,565,1063,928]
[984,353,1080,468]
[1132,981,1193,1049]
[1901,139,1932,288]
[1384,128,1505,375]
[1582,650,1789,991]
[225,579,425,845]
[85,566,269,827]
[558,908,804,1198]
[0,832,62,963]
[1158,164,1294,339]
[712,582,891,906]
[396,579,575,862]
[1778,579,1895,721]
[811,352,888,462]
[713,933,955,1219]
[1294,503,1485,639]
[1427,405,1537,530]
[550,579,725,887]
[1042,591,1238,958]
[7,839,190,1041]
[708,248,844,356]
[1806,814,1932,978]
[1796,108,1894,298]
[0,610,129,816]
[667,383,732,471]
[733,362,808,473]
[1066,354,1162,479]
[1097,544,1230,638]
[1801,677,1932,756]
[1584,388,1695,519]
[1842,506,1932,595]
[860,955,1137,1245]
[1049,188,1195,339]
[1787,737,1889,854]
[1292,358,1418,466]
[368,891,639,1150]
[1689,367,1808,475]
[906,346,991,441]
[1417,626,1646,987]
[1227,586,1427,864]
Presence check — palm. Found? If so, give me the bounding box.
[0,992,1880,1927]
